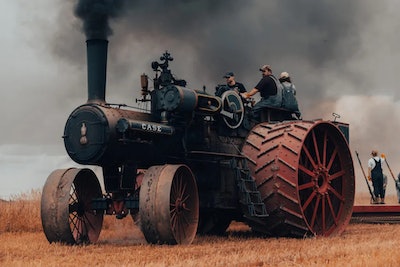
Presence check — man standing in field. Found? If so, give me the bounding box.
[368,150,385,204]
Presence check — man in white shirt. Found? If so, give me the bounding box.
[367,150,385,204]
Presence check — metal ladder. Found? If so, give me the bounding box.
[234,158,268,218]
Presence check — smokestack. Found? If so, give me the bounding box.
[86,39,108,103]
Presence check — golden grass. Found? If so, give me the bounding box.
[0,189,42,233]
[2,191,400,266]
[0,190,130,233]
[1,223,400,266]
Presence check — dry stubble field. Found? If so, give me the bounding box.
[1,191,400,267]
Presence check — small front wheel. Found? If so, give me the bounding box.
[41,168,104,244]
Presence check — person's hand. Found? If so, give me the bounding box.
[241,92,248,99]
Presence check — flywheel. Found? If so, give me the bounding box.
[241,120,355,237]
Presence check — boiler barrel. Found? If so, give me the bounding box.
[63,103,161,166]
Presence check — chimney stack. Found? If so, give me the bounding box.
[86,39,108,103]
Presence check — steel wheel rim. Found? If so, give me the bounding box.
[298,123,353,236]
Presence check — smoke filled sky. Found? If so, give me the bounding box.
[1,0,400,198]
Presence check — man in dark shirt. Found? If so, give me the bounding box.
[216,72,246,96]
[224,72,246,93]
[241,64,282,113]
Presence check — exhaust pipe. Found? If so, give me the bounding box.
[86,39,108,103]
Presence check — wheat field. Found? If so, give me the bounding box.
[1,191,400,266]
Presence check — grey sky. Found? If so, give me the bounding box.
[1,0,400,198]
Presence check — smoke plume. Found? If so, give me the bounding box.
[74,0,126,39]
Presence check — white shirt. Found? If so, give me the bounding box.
[368,156,385,170]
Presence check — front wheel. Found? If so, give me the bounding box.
[41,168,104,244]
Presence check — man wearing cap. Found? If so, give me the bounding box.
[240,64,282,118]
[216,72,247,97]
[368,150,386,204]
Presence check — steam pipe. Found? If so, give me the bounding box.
[86,39,108,103]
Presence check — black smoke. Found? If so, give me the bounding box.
[64,0,400,116]
[74,0,126,39]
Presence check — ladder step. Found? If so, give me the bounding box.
[247,203,268,217]
[238,180,257,191]
[235,158,269,219]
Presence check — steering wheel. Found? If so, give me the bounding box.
[220,90,245,129]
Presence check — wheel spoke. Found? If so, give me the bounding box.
[311,130,321,166]
[69,213,85,241]
[181,193,190,204]
[328,169,345,182]
[326,147,338,172]
[310,195,320,229]
[328,184,345,202]
[69,212,79,232]
[298,163,316,178]
[302,191,317,210]
[298,181,314,191]
[326,194,338,226]
[170,210,178,229]
[301,144,318,170]
[69,184,78,205]
[173,208,193,243]
[322,131,328,166]
[179,182,187,200]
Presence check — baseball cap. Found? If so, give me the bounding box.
[259,64,272,72]
[279,71,289,79]
[223,72,234,78]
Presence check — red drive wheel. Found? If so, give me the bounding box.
[241,120,355,237]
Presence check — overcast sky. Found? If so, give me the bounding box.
[1,0,400,199]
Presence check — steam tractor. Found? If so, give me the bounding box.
[41,39,355,245]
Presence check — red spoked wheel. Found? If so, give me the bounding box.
[41,168,103,244]
[139,164,199,244]
[241,120,355,237]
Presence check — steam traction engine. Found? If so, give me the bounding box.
[41,39,355,245]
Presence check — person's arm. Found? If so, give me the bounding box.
[241,88,258,99]
[367,158,373,180]
[368,167,372,180]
